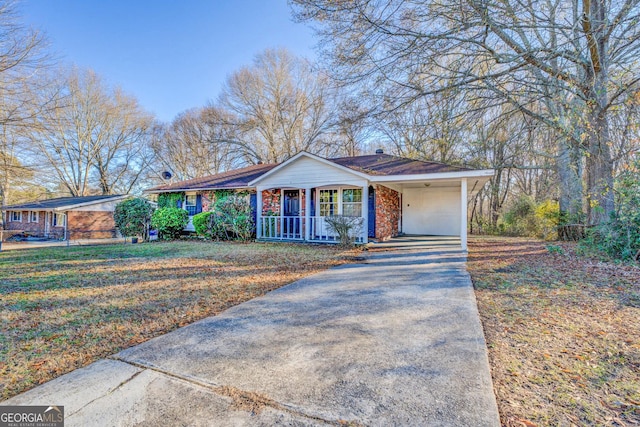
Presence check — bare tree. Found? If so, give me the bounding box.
[0,0,53,211]
[151,107,237,180]
[30,68,153,196]
[217,48,335,164]
[292,0,640,225]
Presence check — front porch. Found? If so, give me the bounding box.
[258,215,366,243]
[256,186,371,244]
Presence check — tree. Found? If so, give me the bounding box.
[292,0,640,225]
[217,48,335,164]
[29,68,153,196]
[0,0,54,212]
[151,107,237,181]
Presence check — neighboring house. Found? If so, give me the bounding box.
[1,195,127,240]
[147,151,494,250]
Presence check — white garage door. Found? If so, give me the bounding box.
[403,187,461,236]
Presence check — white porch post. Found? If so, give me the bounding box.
[361,184,369,244]
[304,187,311,241]
[256,187,263,239]
[460,178,468,251]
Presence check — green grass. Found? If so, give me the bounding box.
[0,240,354,400]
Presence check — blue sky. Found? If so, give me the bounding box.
[19,0,317,123]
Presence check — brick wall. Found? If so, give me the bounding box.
[4,211,49,235]
[67,211,117,239]
[262,189,281,215]
[375,185,400,240]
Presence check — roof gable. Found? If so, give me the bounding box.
[248,152,370,187]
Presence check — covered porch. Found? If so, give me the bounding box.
[256,186,370,244]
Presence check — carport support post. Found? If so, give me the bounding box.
[461,178,468,251]
[256,188,263,239]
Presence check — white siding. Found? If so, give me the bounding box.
[258,157,367,188]
[402,187,461,236]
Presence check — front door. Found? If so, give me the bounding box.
[283,190,300,237]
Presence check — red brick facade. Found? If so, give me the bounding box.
[3,209,116,240]
[261,189,281,215]
[67,211,117,239]
[374,185,400,240]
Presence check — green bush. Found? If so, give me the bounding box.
[192,211,213,238]
[151,207,188,240]
[582,159,640,261]
[500,195,560,240]
[212,194,254,241]
[114,198,154,240]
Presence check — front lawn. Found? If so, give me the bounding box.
[0,241,354,400]
[468,237,640,426]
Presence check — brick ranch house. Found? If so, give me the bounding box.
[1,195,127,240]
[147,151,494,250]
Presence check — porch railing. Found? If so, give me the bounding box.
[258,216,364,243]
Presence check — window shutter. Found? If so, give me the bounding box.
[176,199,182,208]
[196,195,202,214]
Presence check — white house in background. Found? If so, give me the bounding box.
[146,151,494,250]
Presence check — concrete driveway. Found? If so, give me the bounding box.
[4,237,500,426]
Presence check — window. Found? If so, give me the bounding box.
[9,211,22,222]
[53,213,66,227]
[185,195,198,216]
[319,189,338,217]
[342,189,362,217]
[29,211,39,223]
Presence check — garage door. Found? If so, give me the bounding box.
[402,187,461,236]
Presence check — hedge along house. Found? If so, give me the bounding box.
[147,151,493,250]
[1,195,127,240]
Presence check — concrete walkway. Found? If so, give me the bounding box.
[4,237,500,426]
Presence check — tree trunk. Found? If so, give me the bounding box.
[585,107,615,225]
[556,137,583,221]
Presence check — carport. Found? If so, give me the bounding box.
[372,173,492,250]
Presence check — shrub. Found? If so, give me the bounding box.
[151,207,188,240]
[212,194,254,241]
[325,215,364,247]
[500,195,560,240]
[114,198,154,240]
[192,211,213,238]
[582,159,640,261]
[191,194,254,241]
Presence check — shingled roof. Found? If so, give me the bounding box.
[330,154,472,175]
[1,195,126,211]
[146,153,477,193]
[147,163,278,192]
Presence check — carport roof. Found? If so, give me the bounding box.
[331,154,473,175]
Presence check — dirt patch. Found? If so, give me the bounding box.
[468,236,640,426]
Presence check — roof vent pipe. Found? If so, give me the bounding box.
[375,148,384,154]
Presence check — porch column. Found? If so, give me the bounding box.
[460,178,468,251]
[304,187,311,241]
[362,184,369,244]
[256,187,263,239]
